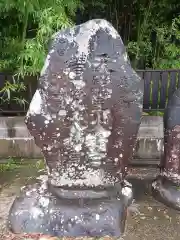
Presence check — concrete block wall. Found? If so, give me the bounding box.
[0,116,164,165]
[133,116,164,164]
[0,117,42,159]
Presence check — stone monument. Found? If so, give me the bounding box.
[8,19,144,237]
[152,88,180,210]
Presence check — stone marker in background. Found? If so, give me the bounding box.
[152,88,180,210]
[8,19,144,237]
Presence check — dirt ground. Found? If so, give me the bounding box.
[1,166,180,240]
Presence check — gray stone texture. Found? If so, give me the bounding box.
[8,19,144,237]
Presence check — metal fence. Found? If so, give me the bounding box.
[0,69,180,115]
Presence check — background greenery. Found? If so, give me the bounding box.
[0,0,179,106]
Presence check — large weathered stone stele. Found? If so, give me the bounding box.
[8,19,144,237]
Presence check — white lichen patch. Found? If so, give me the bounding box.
[70,79,86,89]
[69,71,76,79]
[26,90,42,116]
[40,49,55,76]
[58,109,67,116]
[122,186,132,198]
[123,52,128,62]
[84,125,111,161]
[50,164,117,187]
[95,214,100,221]
[161,170,180,182]
[39,196,50,208]
[31,207,44,219]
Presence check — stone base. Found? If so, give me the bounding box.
[152,175,180,211]
[8,179,130,237]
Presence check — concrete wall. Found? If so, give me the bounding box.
[133,116,164,164]
[0,116,164,165]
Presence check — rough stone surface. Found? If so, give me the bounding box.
[1,166,180,239]
[8,19,144,237]
[25,19,144,188]
[8,180,127,237]
[152,86,180,210]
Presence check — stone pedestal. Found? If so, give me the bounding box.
[152,88,180,210]
[8,179,130,237]
[8,19,144,237]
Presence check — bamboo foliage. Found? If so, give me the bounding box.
[0,0,82,75]
[0,0,82,104]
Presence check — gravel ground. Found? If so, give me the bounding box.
[1,166,180,240]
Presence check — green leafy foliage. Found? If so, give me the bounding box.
[154,16,180,69]
[0,157,20,172]
[0,0,82,105]
[0,0,82,75]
